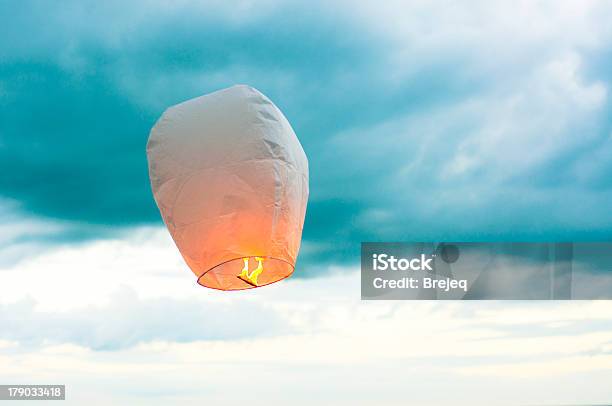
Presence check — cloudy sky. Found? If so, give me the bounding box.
[1,0,612,404]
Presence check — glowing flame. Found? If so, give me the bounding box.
[237,257,264,286]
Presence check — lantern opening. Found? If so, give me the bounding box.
[197,256,294,291]
[237,257,265,286]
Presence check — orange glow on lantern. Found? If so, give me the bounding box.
[146,85,308,291]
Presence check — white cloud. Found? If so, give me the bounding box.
[442,51,606,179]
[1,227,612,405]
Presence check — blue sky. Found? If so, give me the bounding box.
[2,0,612,275]
[1,1,612,404]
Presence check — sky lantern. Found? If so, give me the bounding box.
[146,85,309,290]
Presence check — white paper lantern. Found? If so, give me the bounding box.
[146,85,309,290]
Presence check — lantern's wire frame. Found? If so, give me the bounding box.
[196,255,296,291]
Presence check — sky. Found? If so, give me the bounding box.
[1,0,612,404]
